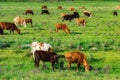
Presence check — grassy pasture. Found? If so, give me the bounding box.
[0,1,120,80]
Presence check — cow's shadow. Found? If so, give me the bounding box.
[71,32,82,34]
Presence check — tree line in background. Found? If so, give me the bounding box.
[0,0,119,2]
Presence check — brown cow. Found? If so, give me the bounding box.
[0,22,20,34]
[83,10,92,17]
[24,18,33,27]
[80,6,87,10]
[65,52,91,72]
[41,5,48,9]
[25,9,34,15]
[34,51,58,71]
[57,6,62,10]
[69,7,76,12]
[55,23,70,34]
[75,18,86,26]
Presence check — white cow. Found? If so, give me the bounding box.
[30,41,53,58]
[13,16,27,27]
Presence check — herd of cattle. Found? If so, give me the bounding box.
[30,41,92,72]
[0,5,93,35]
[0,5,119,72]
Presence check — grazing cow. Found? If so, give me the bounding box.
[13,16,33,27]
[30,42,53,58]
[41,10,50,15]
[41,5,48,9]
[65,52,91,72]
[25,9,34,15]
[0,27,4,34]
[83,10,92,17]
[62,14,75,22]
[34,51,58,71]
[69,7,76,12]
[24,18,33,27]
[62,12,79,22]
[113,11,118,16]
[0,22,20,34]
[55,23,70,34]
[75,18,86,26]
[57,6,62,10]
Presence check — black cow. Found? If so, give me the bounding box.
[113,11,118,16]
[41,10,50,15]
[0,27,4,34]
[34,51,58,71]
[73,12,80,18]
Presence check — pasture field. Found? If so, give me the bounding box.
[0,1,120,80]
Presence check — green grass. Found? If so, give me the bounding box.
[0,1,120,80]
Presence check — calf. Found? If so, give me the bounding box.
[34,51,58,71]
[0,22,20,34]
[75,18,86,26]
[41,10,50,15]
[25,9,34,15]
[55,23,70,34]
[65,52,91,72]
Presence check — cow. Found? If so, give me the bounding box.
[41,5,48,9]
[83,10,92,17]
[113,11,118,16]
[69,7,76,12]
[30,42,53,58]
[25,9,34,15]
[55,23,70,34]
[0,27,4,34]
[65,51,91,72]
[62,12,79,22]
[13,16,33,27]
[41,10,50,15]
[80,6,87,10]
[75,18,86,26]
[57,6,62,10]
[34,51,58,71]
[62,14,75,22]
[24,18,33,27]
[73,12,80,18]
[0,22,20,34]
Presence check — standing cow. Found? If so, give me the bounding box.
[34,51,58,71]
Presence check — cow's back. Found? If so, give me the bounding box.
[35,51,56,61]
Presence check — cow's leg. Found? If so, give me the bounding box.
[34,58,40,68]
[42,62,47,70]
[51,61,55,71]
[68,61,71,70]
[55,28,58,32]
[76,63,80,71]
